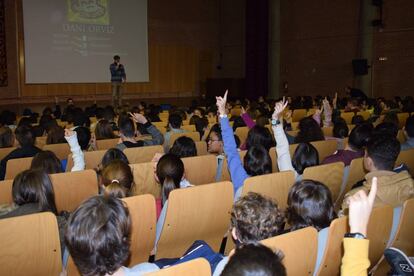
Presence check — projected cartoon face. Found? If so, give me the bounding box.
[71,0,106,19]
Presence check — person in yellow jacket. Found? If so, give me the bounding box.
[341,176,378,276]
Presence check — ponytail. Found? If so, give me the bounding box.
[104,179,127,198]
[161,176,178,204]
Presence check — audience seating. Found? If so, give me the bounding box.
[235,126,249,145]
[367,205,393,269]
[397,113,409,129]
[286,130,299,137]
[96,138,119,150]
[182,125,196,132]
[155,181,233,259]
[303,162,344,202]
[261,227,318,276]
[0,147,16,161]
[124,145,164,164]
[316,216,348,276]
[291,121,299,130]
[241,171,295,211]
[292,109,307,122]
[397,130,406,144]
[169,132,200,146]
[221,151,247,182]
[357,111,371,120]
[182,154,218,185]
[0,179,13,205]
[123,195,157,266]
[231,108,242,117]
[43,143,70,160]
[0,212,62,276]
[396,148,414,174]
[35,136,47,149]
[130,162,161,198]
[336,157,366,207]
[5,157,33,180]
[148,258,211,276]
[66,150,105,171]
[49,169,98,213]
[195,141,207,155]
[341,112,354,124]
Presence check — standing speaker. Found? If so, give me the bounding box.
[352,59,369,75]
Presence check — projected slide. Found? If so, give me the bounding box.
[22,0,148,83]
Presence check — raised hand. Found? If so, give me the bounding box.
[216,90,228,116]
[333,92,338,108]
[272,97,288,121]
[129,112,148,124]
[348,177,378,236]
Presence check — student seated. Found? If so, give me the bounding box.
[216,92,272,195]
[46,126,66,144]
[221,244,286,276]
[116,113,163,151]
[286,180,337,231]
[0,169,67,252]
[99,159,135,198]
[0,126,14,148]
[64,195,159,275]
[342,134,414,209]
[94,119,116,140]
[402,115,414,150]
[30,150,63,174]
[96,148,130,174]
[272,98,319,180]
[169,136,197,158]
[164,113,187,152]
[0,126,42,180]
[213,192,285,276]
[206,124,225,181]
[322,123,373,166]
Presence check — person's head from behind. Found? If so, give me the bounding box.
[95,119,116,140]
[15,125,36,148]
[333,122,349,139]
[65,195,130,276]
[364,134,400,172]
[256,115,269,127]
[374,122,399,138]
[351,115,365,126]
[230,192,284,245]
[100,160,134,198]
[31,151,62,174]
[12,169,57,214]
[287,180,336,231]
[39,115,56,133]
[221,243,286,276]
[405,115,414,138]
[46,126,66,144]
[74,126,91,151]
[292,142,319,175]
[69,108,87,127]
[119,117,136,139]
[100,148,129,170]
[168,113,183,130]
[207,124,223,154]
[17,117,32,128]
[243,145,272,177]
[295,117,324,143]
[348,123,373,152]
[246,126,275,151]
[0,126,14,148]
[169,136,197,158]
[155,153,184,204]
[383,111,399,126]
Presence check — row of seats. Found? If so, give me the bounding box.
[1,180,412,276]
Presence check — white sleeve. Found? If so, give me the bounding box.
[65,132,85,171]
[273,124,295,173]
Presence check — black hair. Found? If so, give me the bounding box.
[100,148,130,169]
[292,143,319,175]
[169,136,197,158]
[366,134,400,171]
[0,126,14,148]
[295,117,325,143]
[156,154,184,204]
[245,126,275,151]
[113,55,120,61]
[12,169,58,215]
[15,125,36,147]
[348,123,373,151]
[374,122,399,138]
[287,179,336,231]
[118,117,135,138]
[333,122,349,139]
[232,116,247,132]
[406,115,414,138]
[168,113,183,129]
[243,145,272,176]
[221,243,286,276]
[351,115,365,126]
[31,151,63,174]
[74,126,91,151]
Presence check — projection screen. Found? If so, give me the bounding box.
[22,0,148,83]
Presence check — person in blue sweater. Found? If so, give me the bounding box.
[216,91,272,197]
